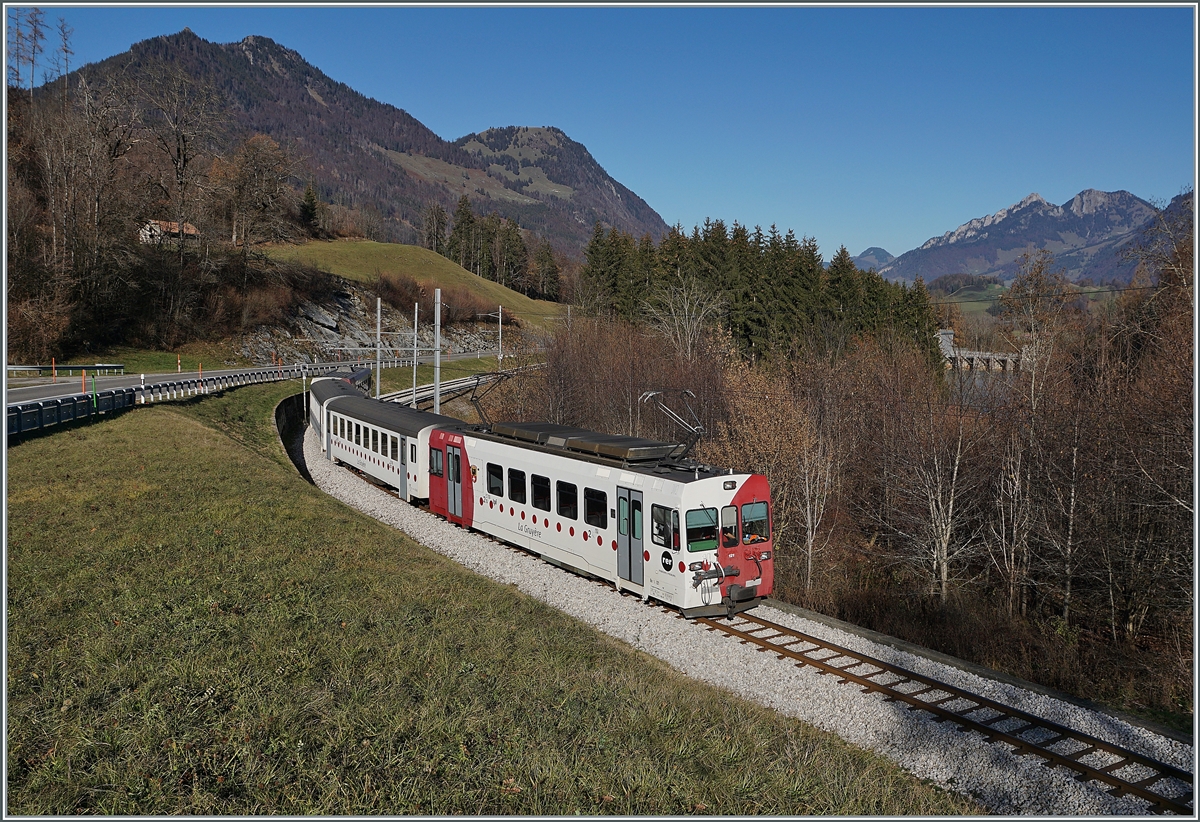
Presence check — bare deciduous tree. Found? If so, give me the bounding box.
[643,267,725,361]
[210,134,298,253]
[795,402,840,594]
[885,372,983,604]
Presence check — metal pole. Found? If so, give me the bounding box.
[376,297,382,399]
[434,288,441,414]
[412,302,418,409]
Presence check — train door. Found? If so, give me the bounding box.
[396,436,407,499]
[617,487,644,586]
[446,444,463,519]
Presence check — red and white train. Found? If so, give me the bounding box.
[307,371,774,618]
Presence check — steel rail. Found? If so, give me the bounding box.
[696,612,1193,816]
[327,445,1191,815]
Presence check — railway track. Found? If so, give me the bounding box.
[694,611,1194,815]
[332,454,1193,815]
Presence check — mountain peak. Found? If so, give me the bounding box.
[75,30,665,254]
[1066,188,1122,216]
[881,188,1157,284]
[852,247,895,270]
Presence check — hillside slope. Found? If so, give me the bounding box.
[266,240,562,329]
[74,29,668,256]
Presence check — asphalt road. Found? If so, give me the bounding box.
[5,350,499,406]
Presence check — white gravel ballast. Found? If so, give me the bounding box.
[301,427,1194,815]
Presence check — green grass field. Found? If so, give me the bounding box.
[6,384,979,815]
[44,344,256,377]
[936,283,1008,318]
[265,240,563,330]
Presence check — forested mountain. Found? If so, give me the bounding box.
[454,126,667,250]
[72,29,668,254]
[879,189,1159,284]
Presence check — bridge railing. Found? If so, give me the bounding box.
[4,361,368,442]
[6,362,126,377]
[5,353,492,442]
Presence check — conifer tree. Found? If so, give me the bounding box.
[654,224,693,287]
[578,222,614,314]
[532,239,560,301]
[727,221,762,356]
[446,195,475,271]
[422,201,448,254]
[300,181,320,230]
[609,228,640,320]
[901,276,941,366]
[826,245,864,321]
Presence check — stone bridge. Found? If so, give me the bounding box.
[938,329,1022,372]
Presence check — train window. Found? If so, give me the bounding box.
[429,447,443,477]
[651,505,679,550]
[390,435,398,461]
[557,481,578,520]
[632,498,642,540]
[411,443,417,464]
[487,463,504,496]
[742,501,770,544]
[508,469,526,504]
[584,488,607,529]
[618,497,628,536]
[686,508,719,552]
[399,437,406,464]
[721,505,740,548]
[340,418,345,440]
[531,475,551,511]
[371,428,379,453]
[326,410,330,435]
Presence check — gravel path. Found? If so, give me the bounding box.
[301,426,1193,815]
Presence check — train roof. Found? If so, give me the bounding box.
[310,373,367,403]
[312,376,466,438]
[489,421,680,462]
[476,420,737,481]
[332,395,466,438]
[312,380,741,480]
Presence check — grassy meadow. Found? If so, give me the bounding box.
[5,383,979,815]
[50,344,256,376]
[265,240,563,330]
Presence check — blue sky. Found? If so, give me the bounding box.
[13,5,1197,257]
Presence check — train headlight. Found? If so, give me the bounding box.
[759,551,772,561]
[688,561,706,572]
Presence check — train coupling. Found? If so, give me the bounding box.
[689,564,739,589]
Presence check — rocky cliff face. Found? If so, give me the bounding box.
[235,281,507,366]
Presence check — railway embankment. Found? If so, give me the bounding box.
[291,412,1194,815]
[6,382,974,815]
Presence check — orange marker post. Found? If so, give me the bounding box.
[177,353,181,373]
[81,368,86,393]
